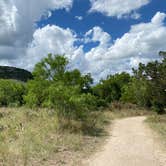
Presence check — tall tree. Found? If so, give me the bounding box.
[33,54,68,81]
[93,72,131,102]
[124,52,166,113]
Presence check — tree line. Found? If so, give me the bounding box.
[0,52,165,119]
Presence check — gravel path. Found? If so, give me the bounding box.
[86,116,166,166]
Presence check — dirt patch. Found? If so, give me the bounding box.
[85,116,166,166]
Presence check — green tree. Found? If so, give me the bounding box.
[33,54,68,81]
[25,54,96,120]
[123,52,166,113]
[24,80,50,108]
[93,72,131,103]
[32,54,93,92]
[0,79,25,106]
[64,69,93,92]
[121,78,151,107]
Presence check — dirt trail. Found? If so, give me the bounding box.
[86,116,166,166]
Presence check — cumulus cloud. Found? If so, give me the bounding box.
[89,0,150,19]
[83,12,166,80]
[85,26,111,46]
[26,25,80,69]
[26,24,88,72]
[130,12,141,20]
[0,0,73,60]
[0,1,18,46]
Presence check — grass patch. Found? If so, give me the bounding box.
[107,102,153,118]
[0,105,156,165]
[146,114,166,146]
[0,108,111,166]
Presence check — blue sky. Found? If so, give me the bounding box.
[39,0,166,39]
[0,0,166,81]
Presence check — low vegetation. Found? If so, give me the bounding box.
[0,79,25,107]
[0,108,111,165]
[107,102,152,118]
[146,114,166,146]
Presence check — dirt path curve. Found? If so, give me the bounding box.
[86,116,166,166]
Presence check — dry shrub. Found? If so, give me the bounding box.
[110,101,138,111]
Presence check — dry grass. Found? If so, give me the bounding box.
[107,101,153,119]
[0,104,159,166]
[146,114,166,147]
[0,108,111,166]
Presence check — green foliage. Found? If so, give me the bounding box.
[33,54,93,93]
[29,81,97,120]
[0,79,25,106]
[92,52,165,114]
[44,83,82,118]
[122,52,166,113]
[1,52,165,116]
[93,72,131,103]
[64,69,93,92]
[24,80,50,108]
[33,54,68,81]
[121,78,151,107]
[25,54,95,120]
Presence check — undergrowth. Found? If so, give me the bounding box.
[146,114,166,146]
[0,108,110,166]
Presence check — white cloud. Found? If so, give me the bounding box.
[151,12,166,25]
[83,12,166,80]
[130,12,141,20]
[26,25,79,69]
[0,0,73,59]
[0,1,18,45]
[85,26,111,46]
[89,0,150,19]
[75,16,83,20]
[27,25,89,72]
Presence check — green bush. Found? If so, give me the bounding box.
[24,80,50,108]
[24,79,98,120]
[0,79,25,106]
[92,72,131,103]
[121,78,151,107]
[24,54,97,120]
[44,83,97,120]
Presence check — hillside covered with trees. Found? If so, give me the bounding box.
[0,66,32,82]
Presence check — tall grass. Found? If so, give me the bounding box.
[146,114,166,146]
[0,107,111,165]
[0,108,59,165]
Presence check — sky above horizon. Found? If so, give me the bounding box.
[0,0,166,81]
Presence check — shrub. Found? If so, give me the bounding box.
[24,80,50,108]
[44,83,97,120]
[121,78,151,107]
[0,79,25,106]
[24,79,98,120]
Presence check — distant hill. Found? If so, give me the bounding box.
[0,66,33,82]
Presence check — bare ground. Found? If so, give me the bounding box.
[85,116,166,166]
